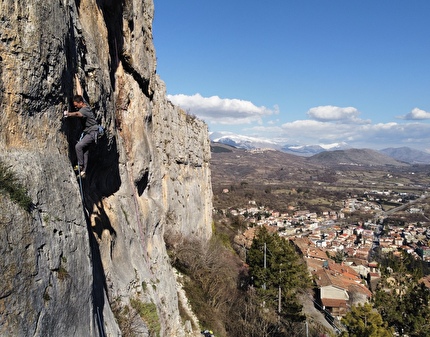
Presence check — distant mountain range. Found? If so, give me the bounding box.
[379,147,430,165]
[306,148,409,167]
[209,132,283,151]
[209,133,430,164]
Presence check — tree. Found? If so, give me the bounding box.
[227,288,279,337]
[340,303,394,337]
[332,250,346,264]
[247,227,312,324]
[373,272,430,337]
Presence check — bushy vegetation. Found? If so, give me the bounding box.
[130,299,160,336]
[111,297,160,337]
[168,222,328,337]
[0,161,32,211]
[371,252,430,337]
[169,214,430,336]
[169,234,240,336]
[111,297,144,337]
[340,272,430,337]
[340,303,393,337]
[334,249,430,337]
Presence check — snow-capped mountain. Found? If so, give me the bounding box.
[281,143,350,156]
[209,132,349,156]
[209,132,283,151]
[209,132,430,164]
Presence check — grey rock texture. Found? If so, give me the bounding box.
[0,1,212,336]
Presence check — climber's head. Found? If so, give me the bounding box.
[73,95,85,109]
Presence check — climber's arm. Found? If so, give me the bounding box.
[63,75,85,118]
[65,111,83,118]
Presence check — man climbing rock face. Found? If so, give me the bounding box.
[63,76,99,178]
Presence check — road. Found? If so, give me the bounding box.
[379,193,428,216]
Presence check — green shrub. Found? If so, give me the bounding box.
[111,298,144,337]
[130,298,161,337]
[0,161,32,211]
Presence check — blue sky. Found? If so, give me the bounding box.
[153,1,430,151]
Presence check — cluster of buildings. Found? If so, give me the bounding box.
[234,222,378,323]
[231,194,430,323]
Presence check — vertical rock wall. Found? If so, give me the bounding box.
[0,1,212,336]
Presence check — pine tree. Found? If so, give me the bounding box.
[340,303,394,337]
[247,227,311,324]
[373,272,430,337]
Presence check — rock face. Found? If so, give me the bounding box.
[0,1,212,336]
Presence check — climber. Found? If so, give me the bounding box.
[200,330,214,337]
[63,75,99,178]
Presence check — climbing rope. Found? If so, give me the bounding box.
[77,164,85,205]
[63,74,106,337]
[76,168,105,337]
[96,307,105,337]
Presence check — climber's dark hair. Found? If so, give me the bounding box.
[73,95,84,103]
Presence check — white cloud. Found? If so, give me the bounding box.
[249,120,430,150]
[168,94,430,151]
[279,119,359,142]
[167,93,278,125]
[307,105,370,124]
[399,108,430,120]
[267,119,280,125]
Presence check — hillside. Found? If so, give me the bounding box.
[306,148,409,167]
[210,143,312,184]
[380,146,430,164]
[210,143,430,213]
[211,143,412,187]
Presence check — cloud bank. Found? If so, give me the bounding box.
[167,94,430,151]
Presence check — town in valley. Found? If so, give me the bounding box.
[210,144,430,331]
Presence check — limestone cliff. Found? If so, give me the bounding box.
[0,1,212,336]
